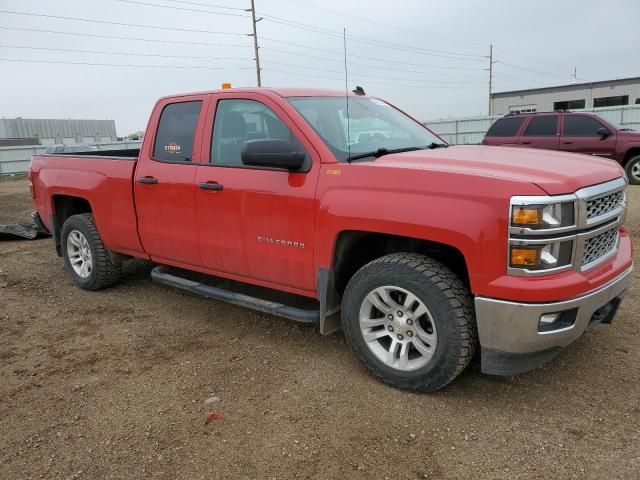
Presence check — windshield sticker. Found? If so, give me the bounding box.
[164,142,181,154]
[369,98,390,107]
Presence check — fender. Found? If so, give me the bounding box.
[619,142,640,163]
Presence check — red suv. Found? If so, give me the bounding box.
[483,111,640,184]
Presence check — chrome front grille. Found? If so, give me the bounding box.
[582,227,619,267]
[585,190,625,221]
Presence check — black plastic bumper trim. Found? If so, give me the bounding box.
[481,347,561,376]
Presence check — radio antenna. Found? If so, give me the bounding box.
[343,27,351,162]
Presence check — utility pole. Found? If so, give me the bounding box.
[250,0,262,87]
[488,44,493,116]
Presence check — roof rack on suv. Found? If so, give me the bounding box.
[505,110,572,116]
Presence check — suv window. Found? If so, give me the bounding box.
[486,117,525,137]
[211,99,304,167]
[153,101,202,162]
[523,115,558,136]
[564,115,606,136]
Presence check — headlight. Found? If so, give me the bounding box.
[511,202,575,230]
[509,240,573,271]
[509,195,576,275]
[620,192,628,226]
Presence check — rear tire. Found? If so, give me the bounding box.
[341,253,477,392]
[61,213,122,290]
[624,155,640,185]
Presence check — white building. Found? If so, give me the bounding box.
[490,77,640,116]
[0,118,117,146]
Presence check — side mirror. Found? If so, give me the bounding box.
[241,139,306,170]
[597,127,611,138]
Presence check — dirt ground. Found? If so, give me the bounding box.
[1,177,639,480]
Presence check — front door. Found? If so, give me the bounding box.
[135,97,208,266]
[560,114,617,158]
[194,95,320,293]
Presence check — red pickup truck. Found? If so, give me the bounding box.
[29,87,632,392]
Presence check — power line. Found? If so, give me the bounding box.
[264,60,483,85]
[276,0,486,48]
[111,0,249,17]
[0,26,253,48]
[0,23,484,73]
[0,9,250,36]
[258,14,487,61]
[0,43,479,85]
[492,69,559,85]
[260,37,487,70]
[149,0,247,10]
[0,44,252,61]
[264,68,486,90]
[0,57,254,70]
[263,49,486,77]
[496,60,571,80]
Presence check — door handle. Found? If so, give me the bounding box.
[137,176,158,185]
[198,182,223,191]
[563,141,573,145]
[521,141,531,145]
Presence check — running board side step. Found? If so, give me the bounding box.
[151,266,320,324]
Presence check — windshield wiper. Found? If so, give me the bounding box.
[347,146,428,162]
[427,142,448,149]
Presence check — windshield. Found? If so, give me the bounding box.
[287,96,444,162]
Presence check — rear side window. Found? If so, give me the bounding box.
[564,115,605,136]
[523,116,558,136]
[153,101,202,162]
[486,117,525,137]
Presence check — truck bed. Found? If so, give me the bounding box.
[29,152,146,258]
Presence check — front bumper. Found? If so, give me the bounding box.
[475,266,632,375]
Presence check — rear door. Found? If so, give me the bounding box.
[134,95,209,266]
[194,93,320,293]
[517,114,560,150]
[560,114,617,158]
[483,116,526,146]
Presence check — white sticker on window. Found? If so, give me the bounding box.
[368,98,390,107]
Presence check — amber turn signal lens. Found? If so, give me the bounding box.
[512,207,541,226]
[510,247,541,267]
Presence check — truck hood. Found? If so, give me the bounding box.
[369,145,623,195]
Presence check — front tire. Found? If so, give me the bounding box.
[624,155,640,185]
[341,253,477,392]
[61,213,122,290]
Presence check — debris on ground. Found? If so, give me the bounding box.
[204,412,224,424]
[0,222,50,240]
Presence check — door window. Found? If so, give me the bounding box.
[211,99,304,167]
[523,116,558,136]
[153,101,202,162]
[486,117,525,137]
[564,115,606,136]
